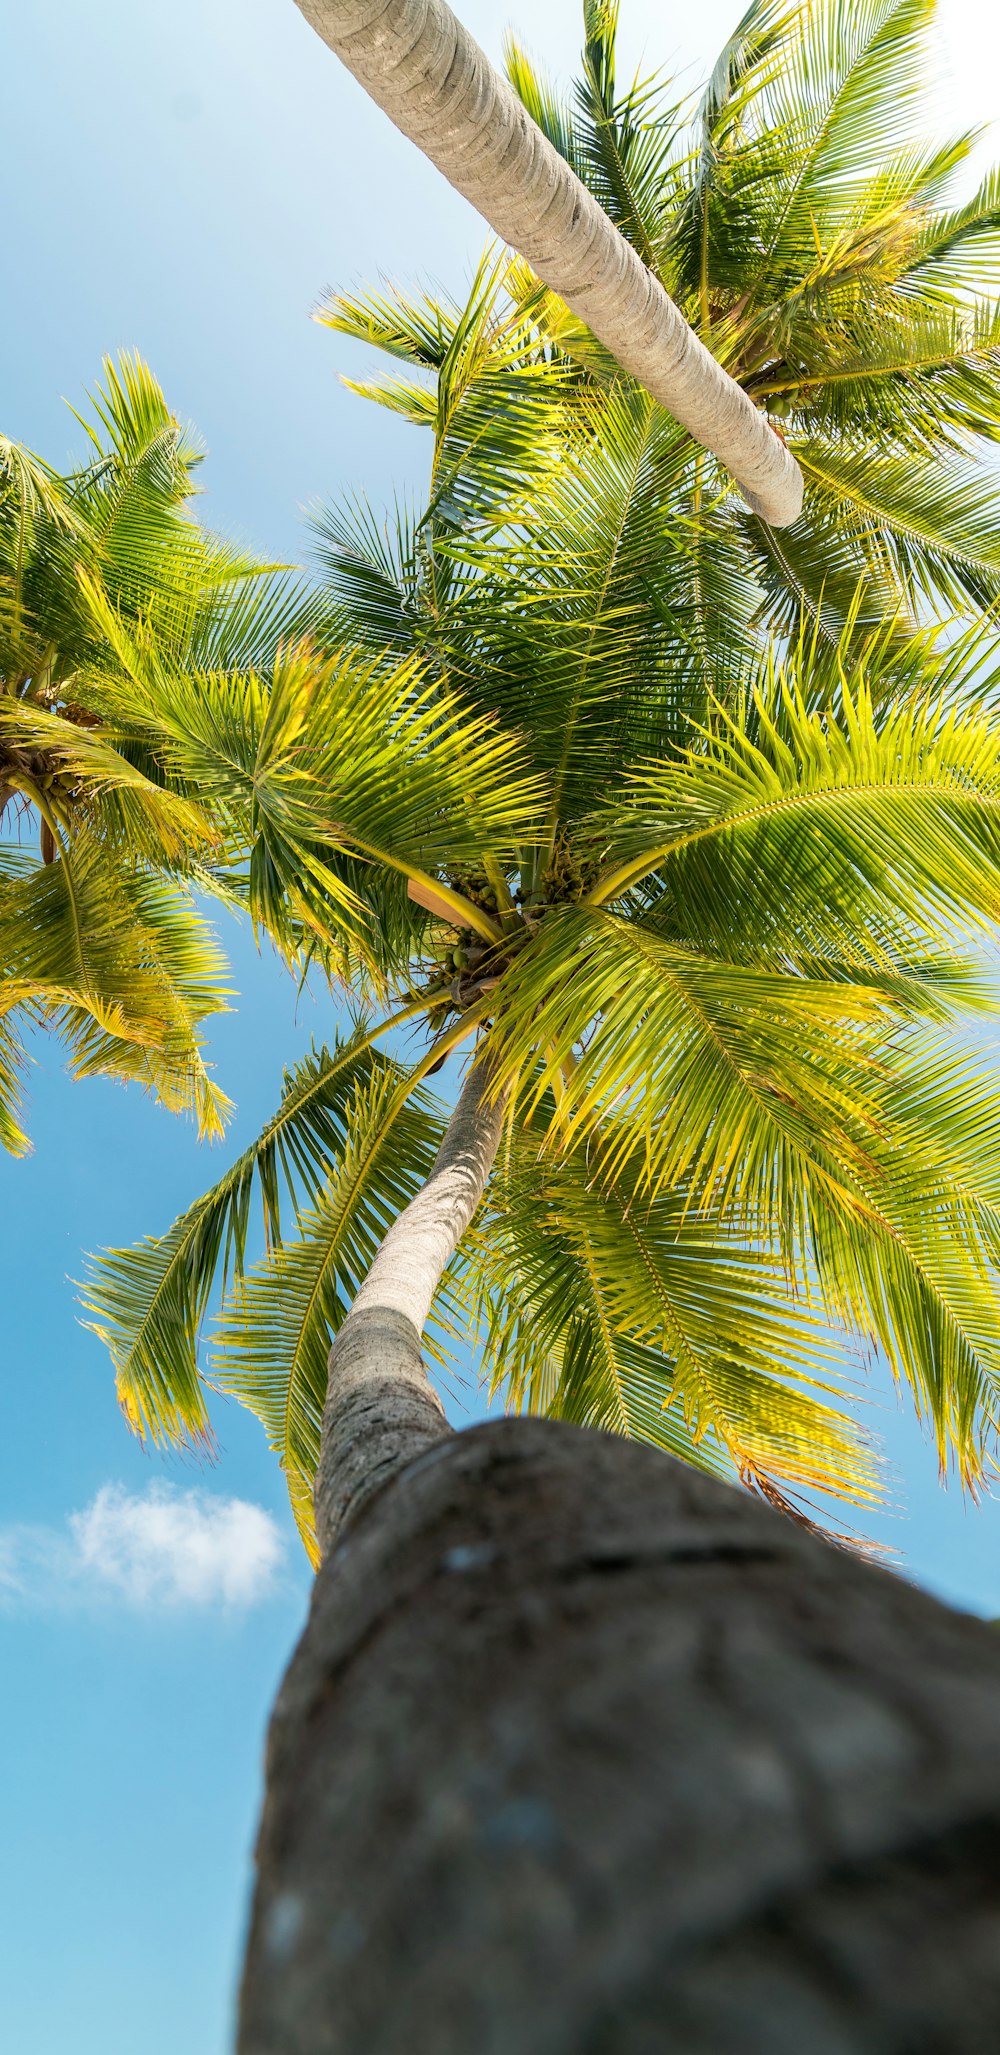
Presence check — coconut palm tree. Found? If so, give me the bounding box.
[500,0,1000,633]
[83,11,1000,2025]
[82,320,1000,2046]
[0,354,315,1151]
[85,306,1000,1556]
[291,0,802,524]
[320,0,1000,650]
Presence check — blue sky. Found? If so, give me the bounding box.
[3,3,1000,2050]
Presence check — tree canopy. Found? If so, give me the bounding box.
[500,0,1000,631]
[0,355,319,1149]
[83,0,1000,1558]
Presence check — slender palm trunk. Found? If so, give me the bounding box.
[293,0,803,529]
[315,1052,506,1554]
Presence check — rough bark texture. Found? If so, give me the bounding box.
[294,0,803,528]
[314,1058,505,1554]
[240,1416,1000,2053]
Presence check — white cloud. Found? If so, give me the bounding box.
[0,1482,286,1611]
[72,1483,286,1606]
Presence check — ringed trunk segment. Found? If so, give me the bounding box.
[314,1052,505,1555]
[294,0,804,529]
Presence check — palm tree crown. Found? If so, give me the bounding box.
[85,185,1000,1556]
[497,0,1000,633]
[0,355,318,1151]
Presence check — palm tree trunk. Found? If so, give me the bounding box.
[314,1051,505,1555]
[293,0,803,529]
[238,1003,1000,2055]
[239,1416,1000,2053]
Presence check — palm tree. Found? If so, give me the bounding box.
[85,345,1000,2039]
[291,0,802,524]
[87,228,1000,1553]
[0,354,314,1152]
[501,0,1000,633]
[85,7,1000,2033]
[321,0,1000,648]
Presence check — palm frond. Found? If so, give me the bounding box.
[0,831,231,1135]
[0,1011,30,1157]
[504,34,580,173]
[467,1125,882,1510]
[213,1060,446,1557]
[754,0,939,266]
[0,693,215,862]
[791,440,1000,612]
[80,1024,429,1451]
[907,163,1000,299]
[590,639,1000,933]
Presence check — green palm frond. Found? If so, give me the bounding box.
[571,2,688,274]
[753,300,1000,452]
[440,384,744,812]
[80,1023,430,1452]
[589,641,1000,935]
[319,253,572,536]
[702,0,939,281]
[66,568,545,977]
[213,1059,446,1558]
[467,1126,881,1511]
[0,1011,29,1157]
[486,905,898,1223]
[169,638,542,971]
[485,977,1000,1489]
[140,627,541,869]
[311,495,424,657]
[0,434,75,522]
[789,441,1000,612]
[63,868,234,1127]
[0,830,231,1138]
[3,354,276,688]
[798,1033,1000,1482]
[0,353,322,1142]
[0,692,215,862]
[318,276,464,373]
[908,163,1000,298]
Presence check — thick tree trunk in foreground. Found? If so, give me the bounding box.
[240,1417,1000,2052]
[293,0,803,529]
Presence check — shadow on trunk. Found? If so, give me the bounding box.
[239,1418,1000,2050]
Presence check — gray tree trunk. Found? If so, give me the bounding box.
[239,1416,1000,2052]
[293,0,803,529]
